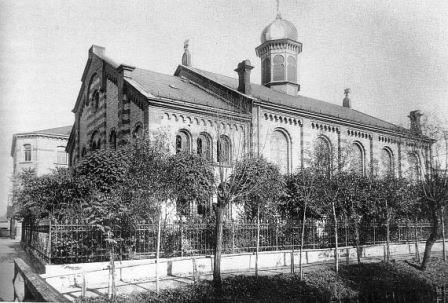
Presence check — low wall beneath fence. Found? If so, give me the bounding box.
[14,258,69,302]
[43,240,445,293]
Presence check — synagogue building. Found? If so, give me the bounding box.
[67,13,433,214]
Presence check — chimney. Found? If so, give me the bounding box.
[182,39,191,66]
[234,60,254,95]
[409,110,423,135]
[343,88,351,108]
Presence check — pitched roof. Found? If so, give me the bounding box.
[128,68,240,112]
[17,126,72,137]
[186,66,408,133]
[92,47,409,135]
[11,125,72,157]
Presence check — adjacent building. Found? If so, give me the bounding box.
[66,14,434,215]
[11,126,72,176]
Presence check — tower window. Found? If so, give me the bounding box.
[287,56,297,82]
[273,55,285,81]
[262,57,271,84]
[23,144,31,162]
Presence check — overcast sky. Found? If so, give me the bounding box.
[0,0,447,216]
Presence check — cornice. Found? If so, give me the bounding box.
[255,38,302,57]
[254,99,428,142]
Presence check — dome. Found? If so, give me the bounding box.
[260,14,298,43]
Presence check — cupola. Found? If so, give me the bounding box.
[255,13,302,96]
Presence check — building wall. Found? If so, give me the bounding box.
[12,136,68,176]
[71,54,430,183]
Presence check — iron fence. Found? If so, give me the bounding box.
[21,218,444,264]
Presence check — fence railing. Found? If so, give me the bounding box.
[22,219,444,265]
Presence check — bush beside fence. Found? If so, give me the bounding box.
[22,219,441,264]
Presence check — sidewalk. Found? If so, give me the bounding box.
[0,237,28,301]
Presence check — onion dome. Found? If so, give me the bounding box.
[260,13,298,43]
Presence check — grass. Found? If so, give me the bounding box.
[77,258,448,303]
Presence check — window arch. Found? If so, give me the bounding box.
[269,129,290,174]
[176,130,191,154]
[351,142,365,175]
[23,144,32,162]
[57,146,67,164]
[132,123,143,139]
[381,147,394,177]
[273,55,285,81]
[88,73,100,109]
[217,135,231,164]
[262,57,271,84]
[197,132,212,160]
[109,129,117,149]
[287,56,297,82]
[314,136,332,174]
[90,131,100,151]
[92,90,100,112]
[408,152,421,181]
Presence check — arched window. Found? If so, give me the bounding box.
[273,55,285,81]
[287,56,297,82]
[88,73,100,110]
[197,133,212,160]
[57,146,67,164]
[92,90,100,112]
[90,131,100,151]
[408,153,421,181]
[23,144,31,162]
[132,123,143,139]
[381,148,394,177]
[217,135,231,164]
[81,146,87,157]
[109,129,117,149]
[351,142,365,175]
[314,136,332,174]
[176,130,191,154]
[262,57,271,84]
[269,129,289,174]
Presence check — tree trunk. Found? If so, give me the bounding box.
[332,201,339,275]
[213,205,225,290]
[255,204,260,278]
[421,209,439,270]
[414,220,420,262]
[441,207,446,262]
[354,219,361,264]
[291,224,295,274]
[299,204,307,280]
[156,211,162,293]
[108,239,116,299]
[386,218,390,262]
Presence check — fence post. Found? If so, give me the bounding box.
[373,223,376,245]
[275,222,279,251]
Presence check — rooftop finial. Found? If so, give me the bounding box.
[343,88,351,108]
[182,39,191,66]
[344,88,351,98]
[276,0,281,18]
